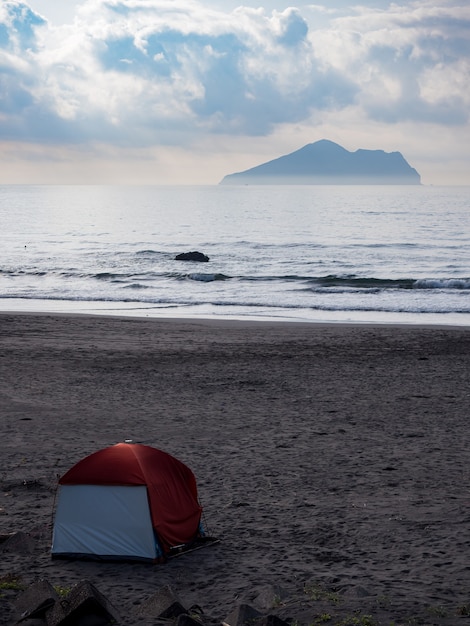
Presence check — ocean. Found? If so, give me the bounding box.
[1,184,469,325]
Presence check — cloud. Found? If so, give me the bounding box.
[274,7,309,46]
[0,1,46,48]
[313,2,470,125]
[0,0,353,145]
[0,0,469,166]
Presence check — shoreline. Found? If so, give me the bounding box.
[1,309,470,332]
[1,298,470,328]
[1,313,470,625]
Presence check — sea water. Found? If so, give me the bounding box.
[1,184,469,325]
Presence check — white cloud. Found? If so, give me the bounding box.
[311,2,470,126]
[0,0,352,144]
[0,0,469,183]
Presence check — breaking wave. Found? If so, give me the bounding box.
[187,273,230,282]
[303,275,470,291]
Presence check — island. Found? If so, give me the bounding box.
[219,139,421,185]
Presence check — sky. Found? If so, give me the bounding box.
[0,0,469,185]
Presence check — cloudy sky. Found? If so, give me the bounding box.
[1,0,469,184]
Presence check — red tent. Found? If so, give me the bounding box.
[52,443,203,561]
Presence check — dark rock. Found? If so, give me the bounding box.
[45,580,119,626]
[223,603,263,626]
[175,614,205,626]
[220,139,421,185]
[223,604,290,626]
[0,530,36,554]
[175,251,210,262]
[137,584,187,619]
[16,579,58,622]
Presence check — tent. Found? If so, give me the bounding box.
[51,442,203,562]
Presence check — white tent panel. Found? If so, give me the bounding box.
[51,485,157,560]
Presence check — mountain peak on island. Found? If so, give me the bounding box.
[220,140,421,185]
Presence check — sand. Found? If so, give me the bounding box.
[1,313,470,625]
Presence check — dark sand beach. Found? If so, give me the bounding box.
[1,313,470,625]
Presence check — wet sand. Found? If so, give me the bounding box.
[1,313,470,625]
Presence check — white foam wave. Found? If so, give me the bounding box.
[414,278,470,289]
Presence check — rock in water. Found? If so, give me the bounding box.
[220,139,421,185]
[175,251,210,262]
